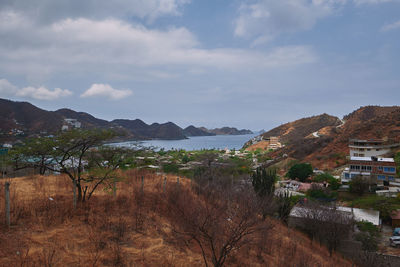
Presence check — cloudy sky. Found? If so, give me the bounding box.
[0,0,399,130]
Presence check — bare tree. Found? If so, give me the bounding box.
[166,182,272,267]
[293,201,353,255]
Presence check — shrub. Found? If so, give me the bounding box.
[313,173,340,190]
[286,163,313,182]
[355,221,380,252]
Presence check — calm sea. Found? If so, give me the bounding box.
[112,133,258,151]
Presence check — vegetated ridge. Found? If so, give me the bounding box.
[183,125,215,137]
[0,98,252,142]
[246,106,400,169]
[199,126,253,135]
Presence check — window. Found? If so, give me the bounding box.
[376,149,380,151]
[367,148,371,151]
[359,154,365,157]
[361,166,372,171]
[384,167,396,173]
[388,176,395,181]
[378,166,383,171]
[377,175,386,180]
[344,173,350,178]
[353,153,359,157]
[350,165,360,170]
[359,148,365,151]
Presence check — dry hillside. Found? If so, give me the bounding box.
[247,106,400,170]
[0,172,352,266]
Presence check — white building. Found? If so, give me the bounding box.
[349,139,398,158]
[62,118,82,131]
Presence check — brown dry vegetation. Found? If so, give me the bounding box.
[252,106,400,170]
[0,171,353,266]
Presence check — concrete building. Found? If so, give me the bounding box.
[61,118,82,131]
[349,139,398,158]
[341,156,397,183]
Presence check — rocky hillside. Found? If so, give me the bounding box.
[303,106,400,169]
[262,113,342,143]
[246,106,400,169]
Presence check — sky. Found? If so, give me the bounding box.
[0,0,399,131]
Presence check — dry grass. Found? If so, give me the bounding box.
[0,170,353,266]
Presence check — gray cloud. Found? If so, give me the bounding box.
[0,0,190,23]
[0,12,317,81]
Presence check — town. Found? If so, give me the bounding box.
[1,122,400,265]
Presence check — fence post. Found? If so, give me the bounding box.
[163,176,167,193]
[73,179,77,209]
[141,176,144,193]
[113,180,117,197]
[5,182,10,227]
[177,177,180,188]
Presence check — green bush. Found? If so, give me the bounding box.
[286,163,313,182]
[355,221,380,252]
[313,173,340,190]
[162,163,179,174]
[306,184,337,200]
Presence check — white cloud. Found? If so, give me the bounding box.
[81,84,133,100]
[381,20,400,32]
[0,78,72,100]
[16,86,72,100]
[0,78,17,96]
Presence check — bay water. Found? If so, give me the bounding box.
[112,133,257,151]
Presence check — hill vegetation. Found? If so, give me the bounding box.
[0,98,252,142]
[246,106,400,169]
[0,172,352,266]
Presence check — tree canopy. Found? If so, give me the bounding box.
[10,129,133,202]
[252,167,276,198]
[286,163,313,182]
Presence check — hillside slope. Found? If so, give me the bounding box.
[0,173,353,266]
[0,98,63,135]
[183,125,215,137]
[261,113,341,143]
[247,106,400,169]
[200,127,253,135]
[0,98,251,142]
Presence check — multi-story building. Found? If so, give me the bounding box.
[341,156,397,183]
[349,139,397,158]
[342,139,398,183]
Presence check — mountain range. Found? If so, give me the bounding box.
[0,98,252,142]
[246,105,400,169]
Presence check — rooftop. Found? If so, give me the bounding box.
[350,156,394,162]
[349,139,384,143]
